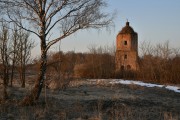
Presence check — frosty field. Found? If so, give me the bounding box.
[0,79,180,120]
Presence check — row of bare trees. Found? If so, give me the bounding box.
[46,41,180,84]
[138,41,180,84]
[0,0,112,105]
[74,45,115,78]
[0,22,34,100]
[46,45,115,79]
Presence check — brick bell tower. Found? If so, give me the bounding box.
[115,21,138,71]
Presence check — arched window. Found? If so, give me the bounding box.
[127,65,131,70]
[121,65,124,70]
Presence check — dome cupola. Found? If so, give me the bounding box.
[119,22,137,34]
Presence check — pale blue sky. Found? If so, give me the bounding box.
[32,0,180,57]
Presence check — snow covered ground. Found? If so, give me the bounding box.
[87,79,180,93]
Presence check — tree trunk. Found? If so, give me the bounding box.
[3,83,8,100]
[21,75,25,88]
[21,66,26,88]
[3,67,8,100]
[10,62,15,87]
[20,51,47,105]
[21,26,47,105]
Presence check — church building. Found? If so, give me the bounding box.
[115,21,139,71]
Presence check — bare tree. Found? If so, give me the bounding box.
[0,0,113,105]
[9,26,18,86]
[74,45,115,79]
[138,41,180,84]
[0,23,10,100]
[16,30,34,88]
[139,41,154,57]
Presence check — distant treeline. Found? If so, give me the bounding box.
[34,41,180,84]
[0,42,180,84]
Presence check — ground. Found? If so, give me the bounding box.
[0,79,180,120]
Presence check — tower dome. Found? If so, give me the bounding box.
[115,21,139,71]
[119,22,137,34]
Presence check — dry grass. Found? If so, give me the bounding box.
[0,80,180,120]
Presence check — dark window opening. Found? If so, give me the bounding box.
[124,54,127,59]
[121,66,124,70]
[127,65,131,70]
[124,41,127,45]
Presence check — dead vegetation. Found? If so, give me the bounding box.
[0,80,180,120]
[0,40,179,119]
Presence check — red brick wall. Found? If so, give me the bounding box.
[116,33,138,71]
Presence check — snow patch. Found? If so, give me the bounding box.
[165,85,180,93]
[111,80,164,88]
[89,79,180,93]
